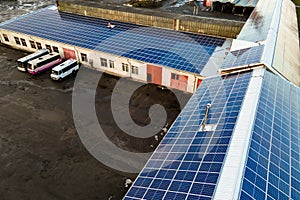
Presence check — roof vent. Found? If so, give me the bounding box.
[200,103,217,132]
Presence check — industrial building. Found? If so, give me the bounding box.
[0,0,299,199]
[0,4,235,93]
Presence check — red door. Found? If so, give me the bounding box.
[63,48,76,59]
[197,78,203,88]
[170,73,188,91]
[147,64,162,85]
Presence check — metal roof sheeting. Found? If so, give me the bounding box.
[213,0,258,7]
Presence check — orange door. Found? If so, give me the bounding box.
[63,48,76,59]
[147,64,162,85]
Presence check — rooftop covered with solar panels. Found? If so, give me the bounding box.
[0,5,232,75]
[2,0,297,85]
[124,67,300,200]
[124,0,300,198]
[220,0,300,86]
[0,0,299,199]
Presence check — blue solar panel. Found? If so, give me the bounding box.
[221,45,264,69]
[124,71,252,200]
[0,6,226,74]
[240,71,300,200]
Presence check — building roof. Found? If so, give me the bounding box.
[125,67,300,199]
[213,0,258,7]
[221,0,300,87]
[0,6,226,74]
[124,70,253,199]
[124,0,300,198]
[59,0,248,22]
[239,69,300,200]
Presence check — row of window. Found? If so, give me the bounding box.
[2,34,59,53]
[121,63,139,75]
[100,57,139,75]
[100,57,115,68]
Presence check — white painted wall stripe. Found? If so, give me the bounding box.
[213,67,265,200]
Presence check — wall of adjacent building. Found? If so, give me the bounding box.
[57,1,244,38]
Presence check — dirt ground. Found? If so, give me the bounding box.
[0,44,191,200]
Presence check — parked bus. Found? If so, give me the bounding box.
[17,49,49,72]
[27,52,62,75]
[50,59,79,81]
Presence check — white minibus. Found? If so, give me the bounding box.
[50,59,79,81]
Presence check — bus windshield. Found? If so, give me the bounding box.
[17,49,49,71]
[17,62,23,67]
[52,70,59,75]
[27,63,33,70]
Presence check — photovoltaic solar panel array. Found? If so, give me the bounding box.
[124,71,252,200]
[0,6,226,74]
[221,45,264,69]
[240,71,300,200]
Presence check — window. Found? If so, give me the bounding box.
[81,53,88,62]
[52,46,59,53]
[171,73,179,80]
[100,58,107,67]
[62,62,77,73]
[20,38,27,47]
[14,37,21,45]
[29,40,36,49]
[131,66,139,75]
[36,54,60,68]
[122,63,129,72]
[36,42,42,50]
[45,44,52,52]
[3,34,9,42]
[109,60,114,68]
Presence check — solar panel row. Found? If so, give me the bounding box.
[240,70,300,200]
[221,45,264,69]
[124,71,252,200]
[0,6,226,74]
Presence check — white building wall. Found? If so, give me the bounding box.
[89,50,148,82]
[188,74,197,92]
[162,67,171,87]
